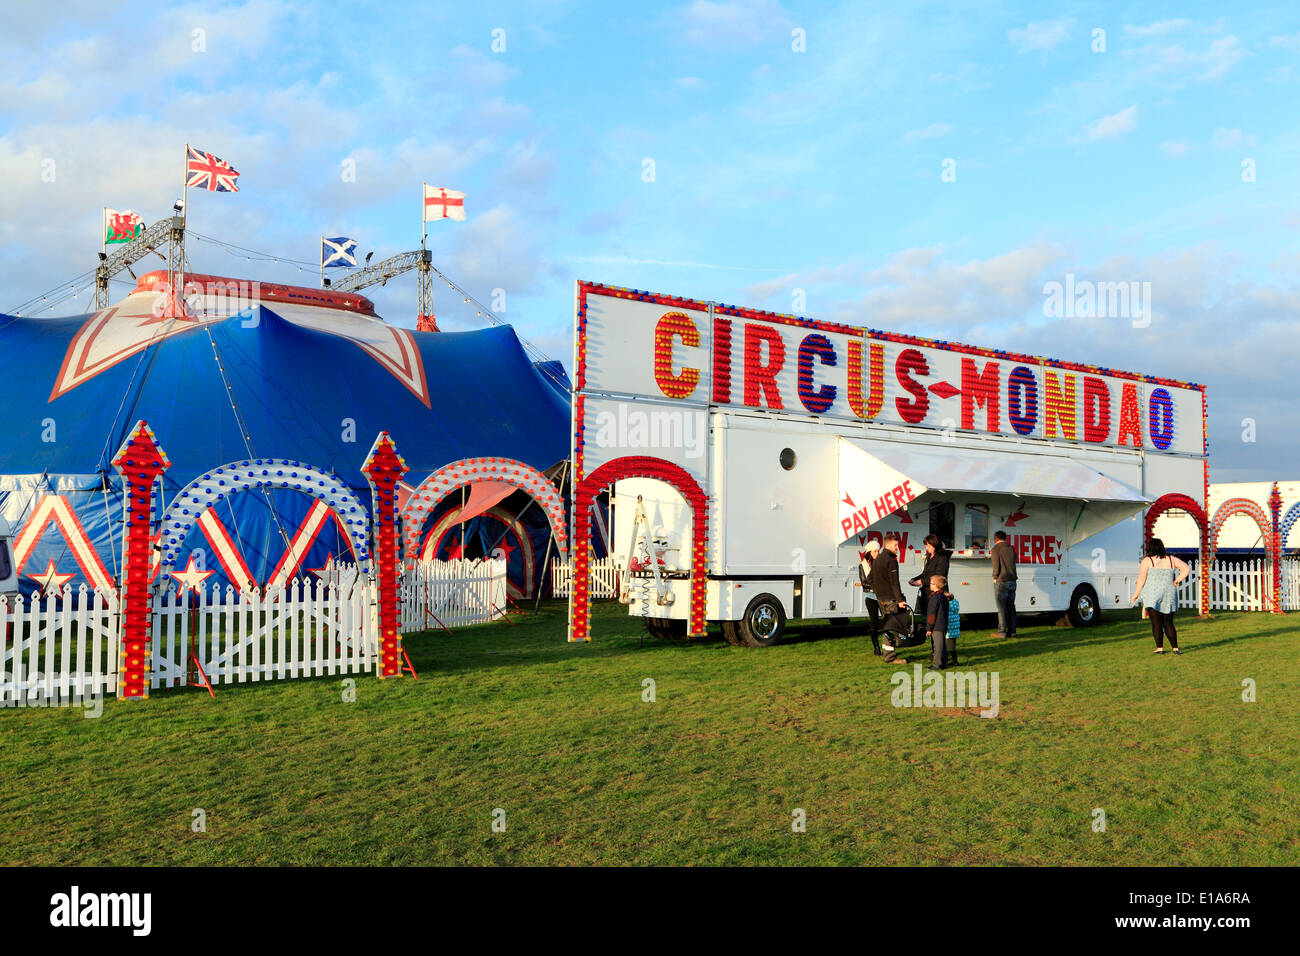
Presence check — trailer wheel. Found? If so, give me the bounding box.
[721,620,745,646]
[1067,585,1101,627]
[735,593,787,647]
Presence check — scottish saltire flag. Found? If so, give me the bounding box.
[321,237,358,268]
[186,146,240,192]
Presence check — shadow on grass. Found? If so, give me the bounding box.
[155,601,1294,694]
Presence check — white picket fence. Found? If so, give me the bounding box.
[1176,557,1300,611]
[151,577,379,690]
[551,557,622,598]
[0,586,119,707]
[400,558,508,630]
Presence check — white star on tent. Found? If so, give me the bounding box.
[28,559,74,594]
[171,555,215,593]
[308,555,338,580]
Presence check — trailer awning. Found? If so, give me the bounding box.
[836,437,1150,544]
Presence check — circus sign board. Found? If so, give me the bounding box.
[573,283,1207,461]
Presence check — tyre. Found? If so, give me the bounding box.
[643,617,688,641]
[733,593,788,648]
[721,620,745,646]
[1067,584,1101,627]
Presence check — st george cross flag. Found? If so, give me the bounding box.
[186,146,240,192]
[423,184,466,221]
[105,209,144,244]
[321,237,359,268]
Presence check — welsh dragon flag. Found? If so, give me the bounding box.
[105,209,144,244]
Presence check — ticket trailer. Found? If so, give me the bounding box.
[568,281,1209,645]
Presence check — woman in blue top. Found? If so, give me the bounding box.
[1131,537,1191,655]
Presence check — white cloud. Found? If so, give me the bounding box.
[1211,128,1256,149]
[674,0,791,48]
[929,63,991,92]
[675,76,705,90]
[1008,18,1075,53]
[904,122,954,141]
[1124,34,1246,85]
[1081,104,1139,141]
[1124,20,1190,38]
[1161,141,1192,157]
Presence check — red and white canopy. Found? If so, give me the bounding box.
[837,436,1150,544]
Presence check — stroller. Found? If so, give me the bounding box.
[872,605,929,656]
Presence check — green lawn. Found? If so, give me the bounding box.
[2,602,1296,866]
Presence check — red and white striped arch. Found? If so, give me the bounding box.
[401,457,568,566]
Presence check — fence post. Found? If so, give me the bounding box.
[110,420,171,700]
[363,432,409,678]
[1268,483,1284,614]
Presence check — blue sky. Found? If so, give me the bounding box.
[2,1,1298,479]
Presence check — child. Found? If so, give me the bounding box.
[944,584,960,666]
[925,574,950,669]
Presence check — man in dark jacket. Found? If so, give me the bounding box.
[870,534,910,663]
[909,533,951,606]
[991,530,1018,639]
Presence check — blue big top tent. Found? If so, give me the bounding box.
[0,274,572,595]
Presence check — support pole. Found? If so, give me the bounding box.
[363,432,409,678]
[111,421,171,699]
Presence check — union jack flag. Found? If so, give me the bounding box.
[186,146,240,192]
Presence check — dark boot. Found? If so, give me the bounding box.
[945,639,957,666]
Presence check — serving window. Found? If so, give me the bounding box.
[929,501,955,549]
[964,503,989,550]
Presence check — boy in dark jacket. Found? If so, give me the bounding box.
[926,574,950,669]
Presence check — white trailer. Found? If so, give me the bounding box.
[567,282,1208,645]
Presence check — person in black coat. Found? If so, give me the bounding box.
[858,539,882,655]
[909,534,951,606]
[870,535,911,663]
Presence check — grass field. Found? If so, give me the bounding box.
[2,601,1296,866]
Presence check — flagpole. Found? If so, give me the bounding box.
[102,207,106,256]
[177,144,188,319]
[320,236,324,289]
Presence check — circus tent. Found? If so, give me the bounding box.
[0,271,572,596]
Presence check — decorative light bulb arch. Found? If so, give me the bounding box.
[420,506,539,599]
[570,455,709,643]
[1278,500,1300,551]
[400,457,568,565]
[156,459,372,582]
[1145,492,1209,616]
[1208,496,1280,613]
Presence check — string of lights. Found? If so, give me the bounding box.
[5,234,573,394]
